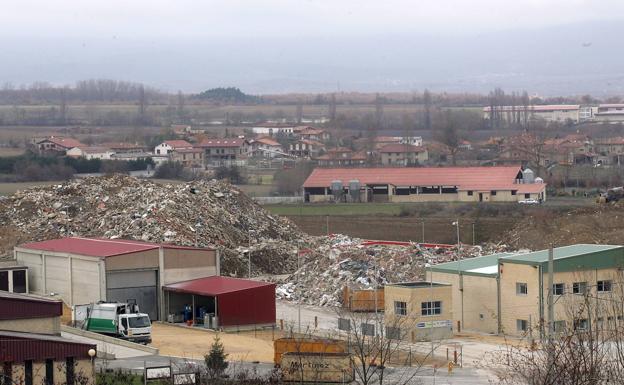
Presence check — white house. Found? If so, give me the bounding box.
[154,140,193,155]
[66,146,115,160]
[251,137,285,158]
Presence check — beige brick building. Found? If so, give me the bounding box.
[428,245,624,337]
[303,166,546,203]
[384,282,453,342]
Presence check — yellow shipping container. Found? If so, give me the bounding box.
[281,352,353,383]
[274,337,347,366]
[342,286,384,312]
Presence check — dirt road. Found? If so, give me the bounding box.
[150,323,277,363]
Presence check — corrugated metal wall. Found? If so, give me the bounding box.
[0,337,94,361]
[106,270,158,320]
[217,284,276,327]
[0,297,62,320]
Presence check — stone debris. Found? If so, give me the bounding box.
[0,175,307,275]
[276,234,508,307]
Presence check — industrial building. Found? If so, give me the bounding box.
[0,292,96,385]
[0,261,28,294]
[482,105,581,123]
[163,276,276,330]
[428,244,624,337]
[384,282,453,342]
[14,237,219,321]
[303,166,545,203]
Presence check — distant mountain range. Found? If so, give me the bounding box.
[1,20,623,96]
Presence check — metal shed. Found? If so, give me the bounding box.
[15,237,219,321]
[163,276,276,330]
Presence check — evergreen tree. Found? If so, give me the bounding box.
[204,335,229,380]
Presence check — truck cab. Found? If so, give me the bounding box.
[119,313,152,344]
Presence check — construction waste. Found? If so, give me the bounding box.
[276,235,508,307]
[0,175,307,275]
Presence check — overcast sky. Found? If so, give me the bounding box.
[2,0,624,38]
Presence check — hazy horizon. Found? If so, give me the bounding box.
[1,1,624,96]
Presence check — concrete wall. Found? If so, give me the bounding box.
[428,271,499,334]
[384,284,453,342]
[16,249,103,306]
[162,248,218,285]
[0,316,60,335]
[105,249,159,271]
[499,262,541,336]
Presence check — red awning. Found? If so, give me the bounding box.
[164,276,275,296]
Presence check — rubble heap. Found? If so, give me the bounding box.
[0,175,306,275]
[276,235,507,307]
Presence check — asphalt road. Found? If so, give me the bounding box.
[99,354,494,384]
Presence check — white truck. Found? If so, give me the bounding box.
[74,302,152,344]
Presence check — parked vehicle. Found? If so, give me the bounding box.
[518,199,539,205]
[74,302,152,344]
[597,187,624,204]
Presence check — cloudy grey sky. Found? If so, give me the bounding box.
[1,0,623,94]
[2,0,623,38]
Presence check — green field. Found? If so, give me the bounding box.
[263,202,485,216]
[0,181,64,196]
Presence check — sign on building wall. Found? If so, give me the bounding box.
[416,320,452,329]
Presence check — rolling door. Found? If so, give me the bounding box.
[106,270,158,320]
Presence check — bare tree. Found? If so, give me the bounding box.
[433,110,461,165]
[423,89,432,132]
[296,99,304,124]
[329,93,337,123]
[486,271,624,384]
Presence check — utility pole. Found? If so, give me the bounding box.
[546,244,554,379]
[453,220,464,330]
[547,245,554,338]
[472,222,476,245]
[421,220,425,244]
[297,248,301,334]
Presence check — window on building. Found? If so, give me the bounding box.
[0,271,7,291]
[421,301,442,316]
[516,282,528,295]
[552,283,565,296]
[491,190,497,196]
[572,282,587,294]
[45,359,54,385]
[385,326,401,340]
[2,362,12,385]
[467,191,473,196]
[24,360,33,385]
[12,270,26,293]
[524,193,530,198]
[66,358,75,385]
[516,319,528,332]
[574,318,588,330]
[394,301,407,316]
[511,190,517,195]
[554,320,566,333]
[156,149,160,154]
[598,280,612,292]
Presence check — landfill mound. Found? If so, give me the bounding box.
[0,175,305,275]
[501,204,624,249]
[276,235,505,307]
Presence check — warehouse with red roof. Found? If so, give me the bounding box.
[302,165,545,203]
[14,237,219,321]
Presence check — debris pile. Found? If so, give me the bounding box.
[276,235,507,307]
[0,175,306,275]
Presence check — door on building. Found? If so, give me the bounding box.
[106,270,158,320]
[479,193,483,202]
